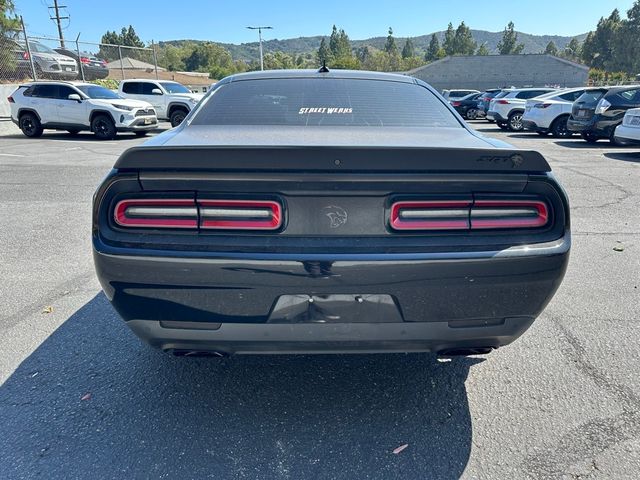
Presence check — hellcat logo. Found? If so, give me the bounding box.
[324,206,348,228]
[477,154,525,168]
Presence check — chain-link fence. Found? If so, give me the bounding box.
[0,22,159,84]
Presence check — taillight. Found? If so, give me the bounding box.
[199,200,281,230]
[22,51,29,60]
[114,199,198,229]
[113,198,282,230]
[390,200,472,230]
[80,57,90,64]
[390,199,549,231]
[497,99,510,105]
[534,103,552,109]
[451,101,461,107]
[470,200,548,229]
[7,96,14,103]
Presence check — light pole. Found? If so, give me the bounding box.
[246,26,273,70]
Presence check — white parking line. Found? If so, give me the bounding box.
[0,153,24,157]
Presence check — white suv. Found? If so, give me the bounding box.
[118,79,204,127]
[522,87,593,137]
[9,82,158,139]
[487,88,557,131]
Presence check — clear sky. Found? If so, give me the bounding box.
[13,0,637,44]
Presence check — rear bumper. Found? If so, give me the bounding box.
[567,116,618,138]
[487,111,507,122]
[522,119,547,132]
[614,125,640,144]
[93,234,570,354]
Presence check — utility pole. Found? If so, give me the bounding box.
[48,0,69,48]
[246,26,273,70]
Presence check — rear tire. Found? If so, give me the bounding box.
[91,114,116,140]
[170,108,188,128]
[550,115,571,138]
[19,112,43,138]
[507,111,524,131]
[465,108,478,120]
[581,132,599,144]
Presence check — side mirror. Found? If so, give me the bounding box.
[68,93,82,102]
[151,88,163,95]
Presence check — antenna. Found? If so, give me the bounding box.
[318,61,329,73]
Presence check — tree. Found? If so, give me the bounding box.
[0,0,20,77]
[384,27,398,56]
[356,45,370,63]
[401,38,415,59]
[182,42,236,78]
[443,23,455,56]
[544,41,558,56]
[425,33,441,61]
[453,21,476,55]
[563,38,582,61]
[476,43,490,55]
[101,25,145,48]
[613,2,640,73]
[497,21,524,55]
[317,37,331,65]
[580,9,621,70]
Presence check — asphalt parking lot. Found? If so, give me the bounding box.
[0,119,639,480]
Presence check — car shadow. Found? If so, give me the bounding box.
[603,151,640,163]
[1,129,166,142]
[553,140,631,149]
[0,293,479,479]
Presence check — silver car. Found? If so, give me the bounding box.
[18,41,78,80]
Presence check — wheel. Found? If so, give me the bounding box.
[497,122,508,130]
[507,111,524,131]
[19,112,43,138]
[66,129,80,135]
[581,132,599,144]
[135,131,148,137]
[170,109,188,128]
[550,116,571,138]
[465,108,478,120]
[91,114,116,140]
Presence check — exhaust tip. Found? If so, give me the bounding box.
[165,349,228,358]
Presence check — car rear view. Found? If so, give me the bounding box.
[92,70,570,356]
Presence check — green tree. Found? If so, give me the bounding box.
[401,38,415,59]
[544,41,558,56]
[356,45,370,63]
[101,25,145,48]
[158,44,186,71]
[329,25,340,57]
[613,2,640,73]
[497,21,524,54]
[443,23,455,56]
[476,43,490,55]
[453,21,476,55]
[581,9,621,69]
[182,42,236,78]
[0,0,20,77]
[425,33,441,61]
[384,27,398,55]
[563,38,582,61]
[317,37,332,65]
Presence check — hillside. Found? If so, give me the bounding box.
[159,29,588,63]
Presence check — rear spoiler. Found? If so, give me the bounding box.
[114,146,551,173]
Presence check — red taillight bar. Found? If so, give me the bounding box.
[114,199,198,229]
[7,96,14,103]
[199,199,282,230]
[390,199,549,231]
[470,200,549,229]
[390,200,472,231]
[113,198,282,231]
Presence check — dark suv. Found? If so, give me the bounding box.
[567,86,640,145]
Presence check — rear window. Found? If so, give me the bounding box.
[192,78,460,127]
[494,91,511,99]
[576,89,606,105]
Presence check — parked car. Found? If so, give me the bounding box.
[92,69,570,357]
[567,86,640,145]
[450,92,483,119]
[614,108,640,145]
[8,81,157,139]
[522,87,593,137]
[118,79,203,127]
[442,89,480,102]
[3,39,33,80]
[487,88,557,131]
[477,89,502,120]
[14,40,78,79]
[54,48,109,80]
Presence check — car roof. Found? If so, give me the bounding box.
[224,69,416,84]
[21,81,98,88]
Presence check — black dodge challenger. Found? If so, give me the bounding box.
[93,69,570,356]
